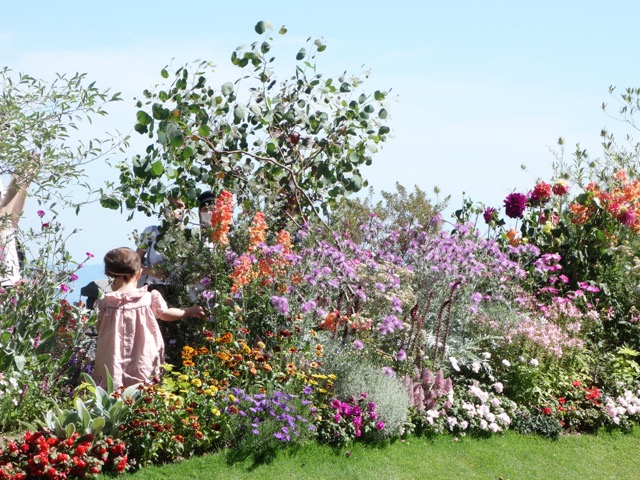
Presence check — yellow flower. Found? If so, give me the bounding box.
[256,341,266,350]
[229,394,236,402]
[179,375,189,382]
[191,378,202,387]
[318,388,327,394]
[211,407,221,416]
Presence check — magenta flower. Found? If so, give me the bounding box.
[375,421,385,430]
[483,207,497,224]
[503,192,527,219]
[69,273,79,281]
[60,284,69,293]
[86,252,94,258]
[37,210,45,218]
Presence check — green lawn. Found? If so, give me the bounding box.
[109,429,640,480]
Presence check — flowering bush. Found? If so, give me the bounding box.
[0,431,129,479]
[314,393,384,446]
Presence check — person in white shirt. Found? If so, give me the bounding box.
[0,173,32,287]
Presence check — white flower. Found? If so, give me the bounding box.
[472,361,481,373]
[529,358,539,367]
[493,382,504,394]
[449,356,460,372]
[489,422,501,433]
[482,352,491,360]
[518,355,526,363]
[501,359,511,367]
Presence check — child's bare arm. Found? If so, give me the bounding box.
[157,305,206,322]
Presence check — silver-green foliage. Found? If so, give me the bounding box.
[324,342,409,438]
[35,373,142,439]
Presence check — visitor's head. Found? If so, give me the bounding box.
[104,247,142,282]
[198,190,216,228]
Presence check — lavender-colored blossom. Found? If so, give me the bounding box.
[301,300,317,313]
[270,295,289,315]
[353,340,364,350]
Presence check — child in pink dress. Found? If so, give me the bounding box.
[93,247,205,389]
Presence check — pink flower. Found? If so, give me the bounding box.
[37,210,45,218]
[69,273,79,281]
[60,284,69,293]
[86,252,94,258]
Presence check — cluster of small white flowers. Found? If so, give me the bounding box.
[449,383,513,434]
[0,373,22,407]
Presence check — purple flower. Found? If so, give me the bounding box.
[394,349,407,361]
[375,421,385,430]
[503,192,527,219]
[60,284,69,293]
[483,207,497,224]
[69,273,78,281]
[353,340,364,350]
[202,290,215,300]
[86,252,94,258]
[301,300,317,313]
[37,210,45,218]
[303,385,313,395]
[270,295,289,315]
[200,277,211,287]
[382,366,395,377]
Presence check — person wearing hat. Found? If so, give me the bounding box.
[197,190,217,249]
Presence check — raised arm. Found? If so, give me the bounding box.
[156,305,205,322]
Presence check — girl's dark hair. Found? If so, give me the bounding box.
[104,247,141,281]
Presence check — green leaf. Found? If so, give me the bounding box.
[255,21,267,34]
[170,135,184,148]
[374,90,385,101]
[379,108,388,119]
[90,417,106,436]
[221,82,234,96]
[296,48,306,61]
[161,68,169,79]
[150,161,164,177]
[136,110,153,126]
[14,355,26,372]
[279,26,288,35]
[100,196,120,210]
[198,124,211,137]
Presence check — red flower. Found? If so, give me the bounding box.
[541,406,552,415]
[558,397,566,405]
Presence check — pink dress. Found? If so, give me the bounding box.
[93,286,168,389]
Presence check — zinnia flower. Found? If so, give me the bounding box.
[529,182,552,204]
[503,192,527,218]
[552,180,570,196]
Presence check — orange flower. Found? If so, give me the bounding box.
[505,229,521,247]
[229,254,254,293]
[568,202,592,225]
[248,212,267,251]
[210,190,234,245]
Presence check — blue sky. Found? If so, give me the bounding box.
[3,1,640,296]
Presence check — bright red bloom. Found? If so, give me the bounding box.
[541,406,552,415]
[530,182,552,204]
